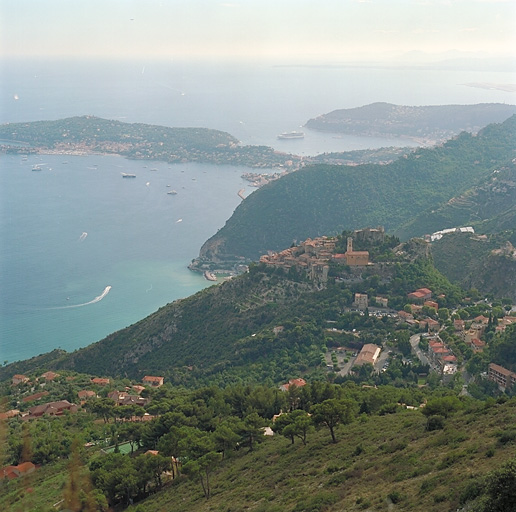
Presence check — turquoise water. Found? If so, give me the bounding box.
[0,153,252,362]
[1,58,514,363]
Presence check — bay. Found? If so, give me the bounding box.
[1,57,514,363]
[0,153,251,363]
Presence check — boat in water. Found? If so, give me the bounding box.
[167,190,178,195]
[32,165,42,171]
[121,172,136,178]
[278,131,304,140]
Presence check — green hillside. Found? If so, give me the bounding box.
[0,243,464,385]
[0,116,297,168]
[397,158,516,240]
[192,116,516,268]
[305,101,516,139]
[125,399,516,512]
[431,231,516,301]
[3,377,516,512]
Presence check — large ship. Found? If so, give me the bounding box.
[278,131,304,140]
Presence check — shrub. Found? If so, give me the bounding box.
[388,490,403,504]
[426,415,445,431]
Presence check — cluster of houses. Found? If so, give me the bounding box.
[259,230,378,284]
[1,372,168,480]
[398,288,441,333]
[427,337,458,379]
[1,373,165,423]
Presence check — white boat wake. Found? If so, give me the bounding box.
[79,232,88,241]
[49,286,112,309]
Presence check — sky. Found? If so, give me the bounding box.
[1,0,515,62]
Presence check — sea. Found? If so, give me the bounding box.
[1,57,514,363]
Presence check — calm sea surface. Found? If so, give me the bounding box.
[1,58,514,362]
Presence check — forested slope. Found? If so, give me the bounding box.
[195,116,516,265]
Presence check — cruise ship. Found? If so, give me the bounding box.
[278,131,304,140]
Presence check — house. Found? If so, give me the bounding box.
[142,376,164,387]
[488,363,516,391]
[78,390,97,400]
[1,462,36,480]
[424,300,439,311]
[425,318,440,332]
[354,293,368,311]
[91,377,110,386]
[27,400,78,419]
[468,338,486,353]
[22,391,49,403]
[354,344,381,367]
[398,310,414,321]
[12,374,29,386]
[343,237,369,266]
[408,288,432,302]
[107,390,150,407]
[40,371,59,381]
[453,319,465,332]
[280,378,307,391]
[375,296,388,308]
[132,385,146,394]
[0,409,20,421]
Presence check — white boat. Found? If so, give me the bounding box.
[32,165,42,171]
[167,190,178,195]
[278,131,304,140]
[121,172,136,178]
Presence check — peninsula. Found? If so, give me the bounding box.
[0,116,302,169]
[306,102,516,142]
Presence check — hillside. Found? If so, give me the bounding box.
[192,116,516,269]
[431,232,516,301]
[397,158,516,239]
[3,380,516,512]
[305,102,516,140]
[0,116,299,168]
[124,399,516,512]
[0,242,463,384]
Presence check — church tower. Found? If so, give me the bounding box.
[347,237,353,253]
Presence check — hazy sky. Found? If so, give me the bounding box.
[1,0,515,61]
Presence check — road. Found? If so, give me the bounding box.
[409,333,434,369]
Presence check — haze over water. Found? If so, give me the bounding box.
[1,58,514,363]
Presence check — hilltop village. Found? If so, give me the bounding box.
[1,223,516,510]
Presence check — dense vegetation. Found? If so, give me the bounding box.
[431,231,516,301]
[195,116,516,265]
[2,374,516,512]
[0,248,465,386]
[397,158,516,240]
[305,102,516,139]
[0,116,298,168]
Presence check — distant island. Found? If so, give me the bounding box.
[305,102,516,142]
[0,116,302,169]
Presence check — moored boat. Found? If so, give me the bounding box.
[278,131,304,139]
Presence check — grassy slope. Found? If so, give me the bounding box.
[3,400,515,512]
[131,399,515,511]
